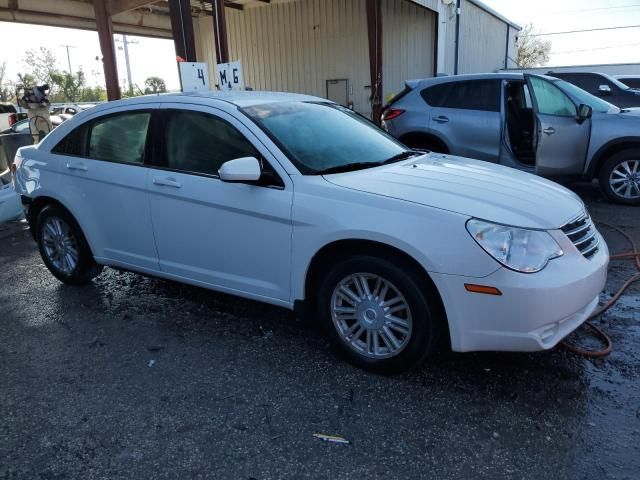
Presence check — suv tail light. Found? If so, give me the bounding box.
[381,108,405,122]
[8,113,17,127]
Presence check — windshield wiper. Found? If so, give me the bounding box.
[317,162,381,175]
[316,150,422,175]
[381,150,422,164]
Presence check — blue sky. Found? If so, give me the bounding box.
[482,0,640,66]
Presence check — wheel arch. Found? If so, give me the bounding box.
[398,131,450,153]
[27,195,96,256]
[300,238,450,346]
[587,137,640,177]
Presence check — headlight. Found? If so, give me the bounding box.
[466,219,563,273]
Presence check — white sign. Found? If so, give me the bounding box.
[216,61,244,91]
[179,62,210,92]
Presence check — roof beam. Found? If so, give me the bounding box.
[94,0,121,100]
[224,2,243,10]
[108,0,157,15]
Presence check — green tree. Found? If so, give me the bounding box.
[23,47,58,84]
[80,85,107,102]
[49,70,85,102]
[144,76,166,94]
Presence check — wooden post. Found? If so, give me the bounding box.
[366,0,383,124]
[213,0,230,64]
[94,0,121,101]
[168,0,197,61]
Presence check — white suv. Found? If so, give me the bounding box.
[13,92,609,371]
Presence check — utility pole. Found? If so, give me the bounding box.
[60,44,76,74]
[116,35,138,96]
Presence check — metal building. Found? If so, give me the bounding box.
[0,0,520,118]
[192,0,520,118]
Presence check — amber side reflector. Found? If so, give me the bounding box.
[464,284,502,296]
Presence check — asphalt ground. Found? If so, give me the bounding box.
[1,181,639,479]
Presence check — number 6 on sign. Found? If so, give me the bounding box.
[216,61,245,91]
[179,62,210,92]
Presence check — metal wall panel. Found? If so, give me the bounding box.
[196,0,435,117]
[457,0,509,74]
[382,0,436,102]
[223,0,371,114]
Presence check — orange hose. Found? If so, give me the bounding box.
[561,221,639,357]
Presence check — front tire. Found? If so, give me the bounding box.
[36,204,102,284]
[599,150,640,205]
[316,255,442,372]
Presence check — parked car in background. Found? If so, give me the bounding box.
[0,103,18,132]
[51,103,96,120]
[13,92,608,371]
[382,73,640,205]
[1,115,64,135]
[615,75,640,90]
[547,71,640,108]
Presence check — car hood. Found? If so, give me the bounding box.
[323,153,585,229]
[616,107,640,117]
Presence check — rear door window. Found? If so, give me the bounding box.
[421,80,501,112]
[88,112,151,164]
[51,124,90,156]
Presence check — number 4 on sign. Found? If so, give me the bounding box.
[178,62,210,92]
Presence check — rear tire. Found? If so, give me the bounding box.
[316,255,442,372]
[598,150,640,205]
[36,204,103,285]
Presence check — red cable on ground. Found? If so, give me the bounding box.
[561,221,640,358]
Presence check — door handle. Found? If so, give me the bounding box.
[433,115,449,123]
[152,177,182,188]
[542,127,556,135]
[66,162,88,172]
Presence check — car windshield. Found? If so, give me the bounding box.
[12,119,31,133]
[243,101,412,174]
[553,79,618,113]
[603,74,633,91]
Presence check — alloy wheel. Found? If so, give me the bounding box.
[41,216,79,274]
[330,273,413,359]
[609,159,640,200]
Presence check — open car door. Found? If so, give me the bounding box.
[524,74,591,177]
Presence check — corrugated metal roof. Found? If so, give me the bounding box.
[467,0,521,30]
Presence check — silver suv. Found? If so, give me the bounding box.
[382,73,640,205]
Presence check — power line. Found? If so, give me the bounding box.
[530,24,640,36]
[551,41,640,54]
[551,3,640,14]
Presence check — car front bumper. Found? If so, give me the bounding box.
[431,230,609,352]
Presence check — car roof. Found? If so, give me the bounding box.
[407,72,567,89]
[88,91,327,113]
[408,72,523,88]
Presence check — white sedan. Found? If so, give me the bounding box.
[12,91,608,371]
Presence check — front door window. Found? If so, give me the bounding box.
[529,77,576,117]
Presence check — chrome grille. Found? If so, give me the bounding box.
[561,214,599,259]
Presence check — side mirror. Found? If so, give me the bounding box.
[577,104,592,124]
[218,156,262,183]
[597,84,612,95]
